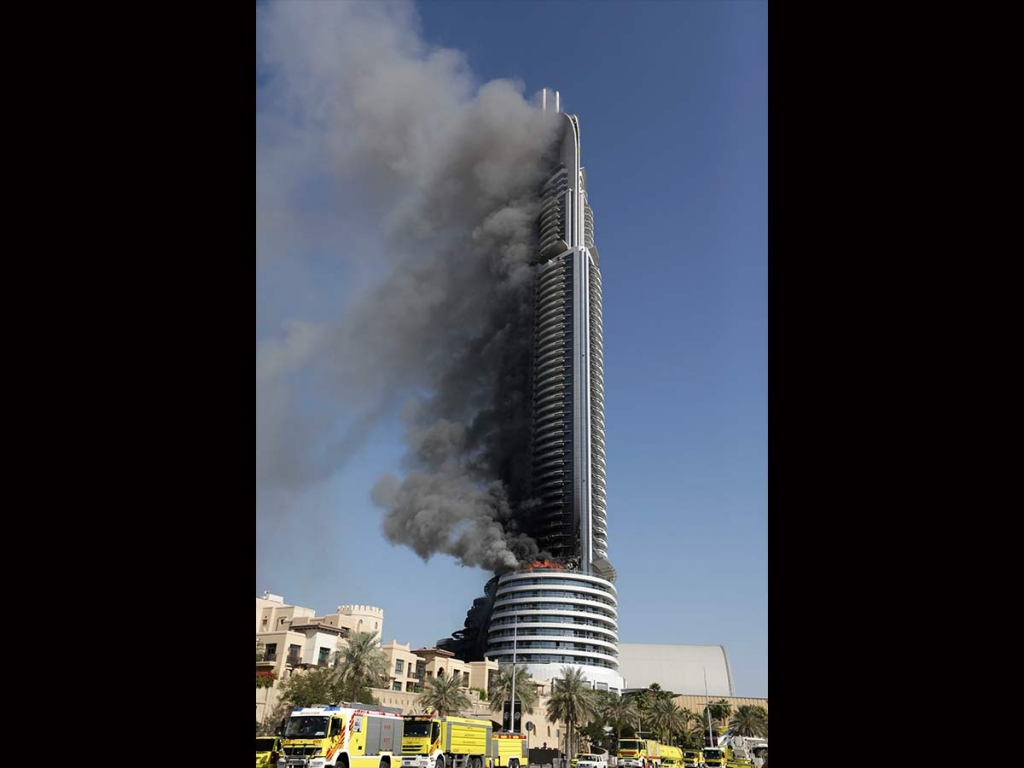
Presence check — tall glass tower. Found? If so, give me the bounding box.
[485,92,622,691]
[443,92,623,692]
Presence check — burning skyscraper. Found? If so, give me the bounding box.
[440,90,624,692]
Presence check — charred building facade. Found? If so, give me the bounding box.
[440,91,623,691]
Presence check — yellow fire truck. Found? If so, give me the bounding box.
[617,739,661,768]
[700,747,732,768]
[401,715,493,768]
[490,733,527,768]
[659,746,682,768]
[278,702,405,768]
[681,749,703,768]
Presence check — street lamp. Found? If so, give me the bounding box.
[703,668,714,748]
[510,615,518,733]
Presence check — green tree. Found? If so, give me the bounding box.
[337,631,390,703]
[649,698,686,743]
[629,684,671,737]
[703,700,732,743]
[727,706,767,738]
[599,693,638,745]
[577,690,616,753]
[488,665,539,717]
[256,638,266,662]
[277,665,347,708]
[421,670,472,717]
[258,698,296,736]
[707,700,732,725]
[546,667,597,757]
[629,690,650,735]
[678,710,704,749]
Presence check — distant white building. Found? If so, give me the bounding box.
[616,644,733,696]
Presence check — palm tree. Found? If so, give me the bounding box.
[599,693,638,746]
[697,705,717,748]
[546,667,597,757]
[649,698,686,743]
[701,700,732,746]
[488,665,539,717]
[580,690,616,753]
[630,685,668,737]
[336,631,389,702]
[421,670,472,717]
[630,690,652,735]
[727,706,767,738]
[708,700,732,725]
[678,710,703,749]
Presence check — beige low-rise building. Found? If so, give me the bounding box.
[255,592,767,750]
[378,641,499,695]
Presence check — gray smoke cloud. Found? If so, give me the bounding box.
[256,0,560,572]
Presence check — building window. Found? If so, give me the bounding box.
[265,643,277,661]
[319,648,330,666]
[395,659,404,675]
[393,681,402,691]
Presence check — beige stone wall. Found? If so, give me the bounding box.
[668,695,768,717]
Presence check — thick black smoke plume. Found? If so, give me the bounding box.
[257,1,560,572]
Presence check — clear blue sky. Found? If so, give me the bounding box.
[256,0,767,699]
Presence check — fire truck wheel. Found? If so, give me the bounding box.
[436,757,445,768]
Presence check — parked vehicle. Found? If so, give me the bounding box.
[401,714,492,768]
[576,754,608,768]
[278,702,404,768]
[717,735,767,768]
[490,733,527,768]
[701,747,731,768]
[258,736,284,768]
[659,746,682,768]
[616,740,661,768]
